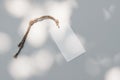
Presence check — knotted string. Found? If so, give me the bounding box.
[14,15,60,58]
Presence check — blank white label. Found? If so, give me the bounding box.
[50,25,86,62]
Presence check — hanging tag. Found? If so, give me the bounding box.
[50,25,86,62]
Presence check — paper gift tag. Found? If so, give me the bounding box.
[50,25,85,62]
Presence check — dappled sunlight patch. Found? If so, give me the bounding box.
[27,22,48,48]
[105,67,120,80]
[31,50,54,75]
[9,49,54,79]
[0,32,11,54]
[5,0,31,18]
[8,56,34,79]
[103,5,116,21]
